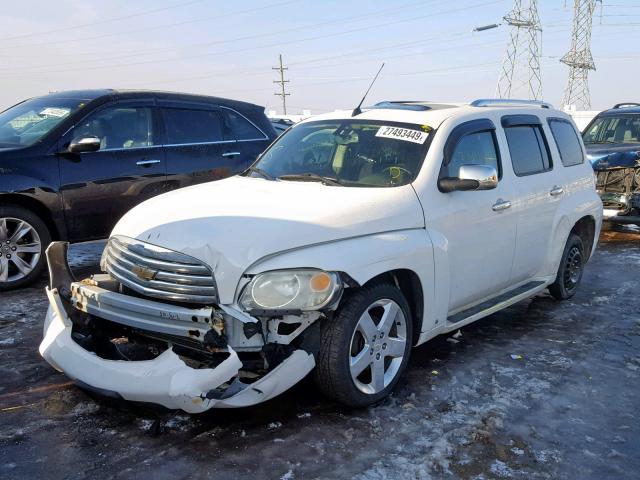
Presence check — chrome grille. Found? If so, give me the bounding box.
[103,236,217,304]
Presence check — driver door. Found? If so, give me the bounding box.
[58,100,166,241]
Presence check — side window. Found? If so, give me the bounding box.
[73,106,154,150]
[548,119,584,167]
[162,108,223,145]
[224,109,266,141]
[447,131,500,178]
[504,125,552,176]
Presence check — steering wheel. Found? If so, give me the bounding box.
[382,166,412,180]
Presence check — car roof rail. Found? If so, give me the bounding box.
[470,98,553,109]
[370,101,433,111]
[612,102,640,109]
[369,101,458,111]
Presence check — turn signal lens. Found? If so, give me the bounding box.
[310,272,332,292]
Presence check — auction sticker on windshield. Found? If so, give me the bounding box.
[375,126,429,144]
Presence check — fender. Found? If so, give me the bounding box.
[0,173,66,240]
[543,172,603,278]
[244,229,437,336]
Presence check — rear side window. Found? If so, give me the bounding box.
[504,125,551,176]
[448,131,501,178]
[162,108,223,145]
[548,119,584,167]
[224,109,266,141]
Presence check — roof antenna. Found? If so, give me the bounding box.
[352,62,385,117]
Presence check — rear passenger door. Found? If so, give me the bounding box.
[501,115,561,284]
[160,102,237,191]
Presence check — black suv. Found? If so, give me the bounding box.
[0,89,276,290]
[583,103,640,224]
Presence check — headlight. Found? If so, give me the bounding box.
[240,269,342,311]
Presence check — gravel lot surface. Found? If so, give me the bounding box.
[1,229,639,480]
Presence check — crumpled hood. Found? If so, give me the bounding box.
[112,176,425,303]
[586,144,640,170]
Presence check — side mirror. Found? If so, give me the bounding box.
[68,136,101,153]
[438,164,498,192]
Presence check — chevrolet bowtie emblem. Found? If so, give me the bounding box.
[132,265,158,281]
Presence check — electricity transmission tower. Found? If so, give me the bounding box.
[560,0,598,110]
[273,54,290,115]
[496,0,542,100]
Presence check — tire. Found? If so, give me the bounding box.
[0,205,51,291]
[314,282,413,407]
[548,233,584,300]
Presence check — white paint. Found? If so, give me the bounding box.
[40,288,316,413]
[41,101,604,410]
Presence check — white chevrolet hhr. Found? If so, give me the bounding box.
[41,99,602,413]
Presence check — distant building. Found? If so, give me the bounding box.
[563,105,599,132]
[267,109,313,123]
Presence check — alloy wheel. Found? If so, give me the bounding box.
[0,217,42,283]
[348,298,408,395]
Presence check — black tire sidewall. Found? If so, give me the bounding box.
[550,233,584,300]
[0,205,51,290]
[315,283,413,407]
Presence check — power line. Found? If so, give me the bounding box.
[1,0,432,69]
[3,0,302,50]
[128,29,502,88]
[496,0,543,100]
[0,0,206,42]
[273,54,290,115]
[0,0,500,77]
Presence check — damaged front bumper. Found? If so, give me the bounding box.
[39,243,317,413]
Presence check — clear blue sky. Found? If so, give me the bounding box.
[0,0,638,112]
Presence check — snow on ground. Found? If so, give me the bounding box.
[0,235,639,479]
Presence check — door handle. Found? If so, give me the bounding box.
[492,199,512,212]
[222,151,241,158]
[136,159,161,166]
[549,185,564,196]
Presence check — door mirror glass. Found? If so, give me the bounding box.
[439,164,498,192]
[68,136,101,153]
[459,164,498,189]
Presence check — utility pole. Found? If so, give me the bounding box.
[273,54,290,115]
[560,0,598,110]
[496,0,542,100]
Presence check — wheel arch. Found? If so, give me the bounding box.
[363,268,424,346]
[0,193,61,240]
[570,214,596,260]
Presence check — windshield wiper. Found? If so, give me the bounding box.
[586,140,616,145]
[244,165,274,180]
[278,173,343,186]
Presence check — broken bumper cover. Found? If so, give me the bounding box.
[39,287,316,413]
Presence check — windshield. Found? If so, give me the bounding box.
[249,120,432,187]
[0,97,85,148]
[583,114,640,145]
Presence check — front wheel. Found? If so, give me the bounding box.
[548,233,584,300]
[314,283,413,407]
[0,205,51,291]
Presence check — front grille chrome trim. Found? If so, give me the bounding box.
[103,235,218,304]
[109,237,210,275]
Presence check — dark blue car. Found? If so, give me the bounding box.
[0,89,276,290]
[583,103,640,224]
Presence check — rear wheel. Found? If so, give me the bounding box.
[0,205,51,291]
[548,233,584,300]
[314,283,413,407]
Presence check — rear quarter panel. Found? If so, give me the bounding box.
[541,113,603,276]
